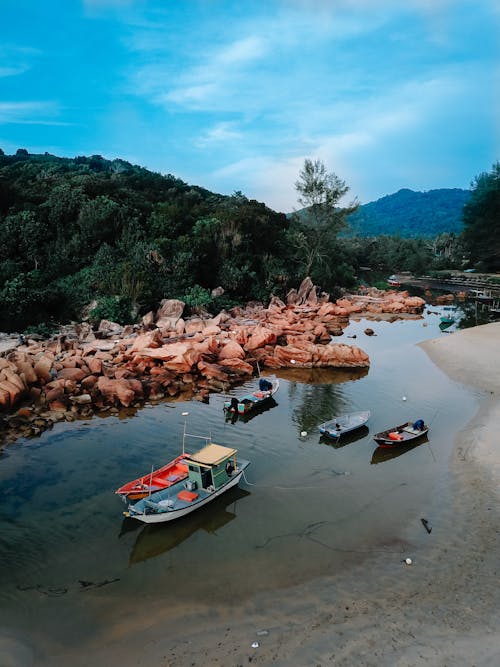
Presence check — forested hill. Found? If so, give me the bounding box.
[0,151,291,332]
[346,188,470,238]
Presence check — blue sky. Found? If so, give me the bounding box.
[1,1,498,212]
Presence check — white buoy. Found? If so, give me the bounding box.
[405,557,412,565]
[402,396,407,401]
[290,359,296,364]
[251,641,259,649]
[301,431,307,437]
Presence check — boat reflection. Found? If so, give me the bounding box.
[319,425,369,449]
[370,435,429,465]
[123,486,251,565]
[225,398,278,424]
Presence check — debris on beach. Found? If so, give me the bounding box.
[421,518,432,533]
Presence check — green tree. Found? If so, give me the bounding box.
[462,162,500,271]
[292,159,358,278]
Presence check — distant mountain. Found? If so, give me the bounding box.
[345,188,470,238]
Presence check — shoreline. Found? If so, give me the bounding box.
[28,321,500,667]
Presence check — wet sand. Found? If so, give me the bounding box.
[7,322,500,666]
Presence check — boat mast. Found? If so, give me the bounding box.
[181,411,189,455]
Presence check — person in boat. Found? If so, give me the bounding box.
[413,419,425,431]
[229,397,239,413]
[225,460,234,476]
[258,378,273,392]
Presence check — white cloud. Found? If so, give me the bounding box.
[196,122,243,147]
[0,65,30,78]
[0,101,62,125]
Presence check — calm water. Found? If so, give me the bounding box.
[0,306,480,655]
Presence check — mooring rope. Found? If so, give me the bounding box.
[241,468,348,491]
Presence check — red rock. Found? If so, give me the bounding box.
[33,355,53,382]
[97,377,136,407]
[81,375,98,389]
[0,379,25,406]
[219,358,254,376]
[245,326,277,351]
[1,368,27,392]
[197,361,229,382]
[87,357,103,374]
[13,360,38,384]
[45,386,65,402]
[57,368,87,382]
[218,340,245,361]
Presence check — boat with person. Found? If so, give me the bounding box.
[318,410,370,440]
[223,375,279,416]
[373,419,429,447]
[123,442,250,524]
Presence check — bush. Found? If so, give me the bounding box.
[88,296,134,325]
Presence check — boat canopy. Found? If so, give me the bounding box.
[186,443,237,467]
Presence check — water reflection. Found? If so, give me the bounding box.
[370,435,429,465]
[319,425,370,449]
[124,486,251,565]
[224,397,278,424]
[277,367,368,385]
[285,368,369,435]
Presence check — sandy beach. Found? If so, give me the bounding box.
[16,321,495,667]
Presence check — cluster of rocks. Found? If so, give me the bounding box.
[0,279,425,445]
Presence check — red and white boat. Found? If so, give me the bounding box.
[115,454,189,501]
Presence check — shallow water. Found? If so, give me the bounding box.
[0,307,480,657]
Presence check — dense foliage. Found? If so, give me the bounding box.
[0,151,473,333]
[0,152,298,331]
[346,188,470,238]
[462,162,500,272]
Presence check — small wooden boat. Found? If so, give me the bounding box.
[115,455,189,501]
[373,420,429,448]
[124,443,250,524]
[223,375,279,416]
[318,410,370,439]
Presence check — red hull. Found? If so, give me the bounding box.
[116,455,189,500]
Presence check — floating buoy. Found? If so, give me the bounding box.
[402,396,407,401]
[290,359,296,364]
[405,557,412,565]
[300,431,307,437]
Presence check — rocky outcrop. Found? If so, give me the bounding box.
[0,279,426,446]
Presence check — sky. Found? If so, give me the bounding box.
[0,0,498,212]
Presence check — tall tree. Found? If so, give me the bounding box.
[462,162,500,271]
[292,159,358,278]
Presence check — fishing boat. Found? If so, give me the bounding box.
[124,443,250,524]
[318,410,370,440]
[373,419,429,447]
[223,375,279,416]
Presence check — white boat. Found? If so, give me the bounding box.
[318,410,371,439]
[124,443,250,524]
